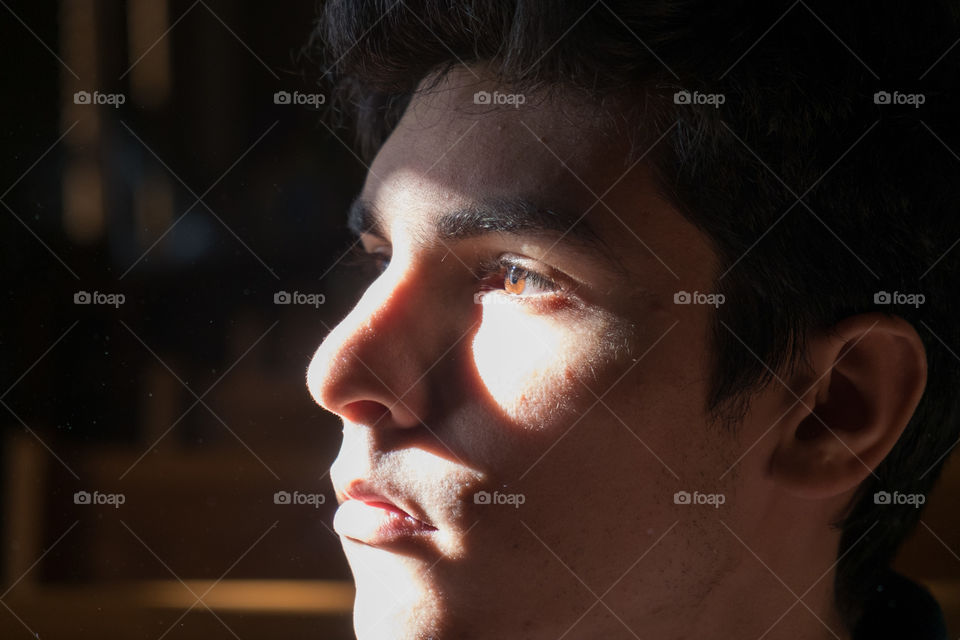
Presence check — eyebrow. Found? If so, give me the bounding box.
[346,196,621,267]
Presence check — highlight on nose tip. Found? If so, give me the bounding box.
[304,315,404,423]
[306,338,338,411]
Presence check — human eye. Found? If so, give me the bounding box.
[345,241,391,278]
[475,254,560,300]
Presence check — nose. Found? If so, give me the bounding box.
[307,260,459,430]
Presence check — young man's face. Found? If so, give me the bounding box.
[307,70,824,639]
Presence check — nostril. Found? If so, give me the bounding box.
[304,286,432,430]
[340,399,394,428]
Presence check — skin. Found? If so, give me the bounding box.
[306,68,928,640]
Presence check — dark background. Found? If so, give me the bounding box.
[2,0,363,637]
[1,2,958,639]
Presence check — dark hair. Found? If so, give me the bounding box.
[312,0,960,627]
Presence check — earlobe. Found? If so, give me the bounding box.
[769,313,927,500]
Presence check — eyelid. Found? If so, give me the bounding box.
[347,241,391,276]
[477,254,562,297]
[351,245,571,304]
[357,231,390,253]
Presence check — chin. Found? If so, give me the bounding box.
[345,541,447,640]
[352,583,447,640]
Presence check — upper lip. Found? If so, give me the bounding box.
[337,479,437,529]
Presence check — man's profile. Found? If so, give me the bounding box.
[305,1,960,638]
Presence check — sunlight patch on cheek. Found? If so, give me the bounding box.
[471,302,576,421]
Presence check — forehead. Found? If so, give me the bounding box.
[363,69,628,221]
[358,68,718,292]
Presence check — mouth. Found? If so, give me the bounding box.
[333,481,438,547]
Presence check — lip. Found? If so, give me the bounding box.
[333,481,437,546]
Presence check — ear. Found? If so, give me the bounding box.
[769,313,927,500]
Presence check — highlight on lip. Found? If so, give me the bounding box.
[334,488,438,547]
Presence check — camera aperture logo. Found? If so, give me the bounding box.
[74,490,125,508]
[274,490,326,508]
[473,90,526,108]
[273,90,326,107]
[274,290,325,308]
[873,490,925,509]
[473,490,525,508]
[673,490,725,508]
[674,290,725,308]
[74,290,126,308]
[73,90,126,108]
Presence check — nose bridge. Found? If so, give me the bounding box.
[308,265,448,428]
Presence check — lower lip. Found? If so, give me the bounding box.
[333,500,436,545]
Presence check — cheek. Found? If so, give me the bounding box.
[469,302,610,424]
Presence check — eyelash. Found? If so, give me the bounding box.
[345,244,391,275]
[347,246,560,300]
[475,255,559,298]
